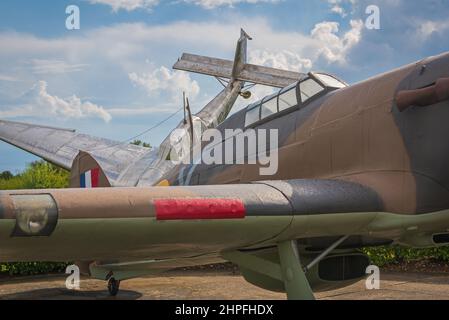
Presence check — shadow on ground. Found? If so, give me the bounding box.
[2,271,449,300]
[0,288,142,300]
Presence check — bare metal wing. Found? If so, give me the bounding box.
[0,119,151,172]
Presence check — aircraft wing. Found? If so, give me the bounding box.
[0,119,151,171]
[0,179,380,256]
[2,178,445,263]
[1,178,449,299]
[2,177,448,258]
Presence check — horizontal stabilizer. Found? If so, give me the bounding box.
[173,53,305,88]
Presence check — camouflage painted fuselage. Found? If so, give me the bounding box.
[170,52,449,216]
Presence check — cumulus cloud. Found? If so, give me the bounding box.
[325,0,358,17]
[417,20,449,39]
[88,0,159,11]
[181,0,280,9]
[129,67,200,101]
[0,17,364,122]
[0,81,111,122]
[89,0,279,10]
[249,50,313,72]
[311,19,363,64]
[0,18,362,74]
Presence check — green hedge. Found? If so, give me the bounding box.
[364,246,449,267]
[1,262,69,276]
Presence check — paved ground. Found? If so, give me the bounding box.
[1,270,449,300]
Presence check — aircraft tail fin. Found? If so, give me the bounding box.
[173,29,305,88]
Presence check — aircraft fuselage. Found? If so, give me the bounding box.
[170,52,449,215]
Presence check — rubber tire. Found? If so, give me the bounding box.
[108,278,121,296]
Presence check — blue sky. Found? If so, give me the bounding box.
[0,0,449,173]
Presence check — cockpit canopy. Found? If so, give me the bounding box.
[245,72,347,127]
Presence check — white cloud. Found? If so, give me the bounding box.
[331,5,345,16]
[417,20,449,40]
[0,81,111,122]
[129,67,200,101]
[88,0,159,11]
[0,17,363,122]
[30,59,88,74]
[0,18,361,74]
[311,19,363,64]
[249,50,312,72]
[89,0,279,10]
[181,0,280,9]
[325,0,358,17]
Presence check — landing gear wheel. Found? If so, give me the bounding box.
[107,278,121,296]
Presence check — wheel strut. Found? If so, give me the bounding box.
[278,240,315,300]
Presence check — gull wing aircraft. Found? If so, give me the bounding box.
[1,30,449,300]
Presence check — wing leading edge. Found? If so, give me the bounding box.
[1,178,448,261]
[0,179,385,260]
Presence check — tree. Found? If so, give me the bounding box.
[131,140,151,149]
[0,161,69,190]
[0,171,13,180]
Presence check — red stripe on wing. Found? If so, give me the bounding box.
[155,198,246,220]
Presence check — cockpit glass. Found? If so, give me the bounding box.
[261,97,278,119]
[244,72,345,127]
[278,88,297,112]
[245,105,260,127]
[315,73,347,88]
[300,79,324,103]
